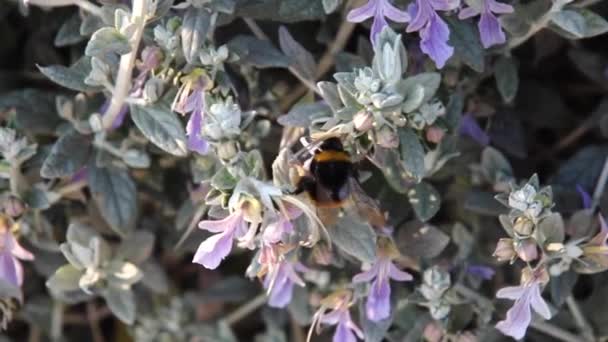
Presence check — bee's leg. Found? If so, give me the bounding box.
[291,176,316,195]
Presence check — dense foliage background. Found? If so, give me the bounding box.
[0,0,608,341]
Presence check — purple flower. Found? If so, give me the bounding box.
[0,224,34,287]
[458,0,513,48]
[466,264,495,280]
[353,256,412,321]
[576,185,592,209]
[263,259,307,308]
[459,113,490,145]
[406,0,460,69]
[495,279,551,340]
[261,205,301,245]
[192,210,248,269]
[320,304,364,342]
[347,0,410,44]
[172,71,211,155]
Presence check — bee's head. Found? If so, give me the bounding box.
[319,137,344,152]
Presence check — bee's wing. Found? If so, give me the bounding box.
[348,178,387,228]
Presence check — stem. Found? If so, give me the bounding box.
[242,18,321,96]
[529,320,582,342]
[55,179,87,197]
[591,156,608,212]
[101,0,148,130]
[565,296,596,342]
[50,301,64,341]
[224,293,267,326]
[174,203,207,250]
[87,302,106,342]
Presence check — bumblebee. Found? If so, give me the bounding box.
[293,137,386,228]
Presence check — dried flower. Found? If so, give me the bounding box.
[458,0,514,48]
[347,0,410,44]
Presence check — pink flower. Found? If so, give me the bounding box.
[192,211,248,269]
[263,258,307,308]
[495,279,551,339]
[353,256,412,321]
[0,224,34,287]
[347,0,410,45]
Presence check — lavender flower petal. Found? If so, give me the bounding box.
[388,263,413,281]
[367,278,391,321]
[495,294,532,340]
[334,321,358,342]
[186,110,208,155]
[576,185,592,209]
[382,1,411,22]
[459,114,490,145]
[479,11,506,48]
[420,14,453,68]
[347,0,377,22]
[192,232,234,269]
[529,284,552,319]
[0,252,19,287]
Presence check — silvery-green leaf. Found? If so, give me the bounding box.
[41,130,91,179]
[116,230,155,264]
[398,73,441,104]
[334,72,357,95]
[181,7,211,63]
[373,31,404,86]
[481,146,513,180]
[39,56,99,92]
[550,9,608,39]
[227,35,290,68]
[401,84,425,113]
[279,26,316,80]
[0,89,62,135]
[337,84,360,111]
[330,214,377,263]
[464,191,509,216]
[46,264,82,293]
[23,186,53,210]
[130,102,188,157]
[322,0,340,13]
[397,222,449,259]
[399,128,425,183]
[55,13,85,47]
[139,261,169,294]
[106,261,143,287]
[88,165,137,237]
[446,17,484,72]
[408,182,441,222]
[317,81,342,112]
[104,286,136,325]
[444,92,463,131]
[494,56,519,103]
[536,212,565,245]
[85,27,131,59]
[211,166,237,190]
[371,147,413,193]
[235,0,325,22]
[122,149,151,168]
[277,102,332,127]
[452,223,474,261]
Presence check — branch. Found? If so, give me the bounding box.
[101,0,148,130]
[224,293,267,326]
[565,296,596,342]
[529,320,582,342]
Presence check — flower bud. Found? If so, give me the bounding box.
[513,216,534,236]
[2,196,25,218]
[425,126,445,144]
[493,238,516,262]
[515,239,538,262]
[423,322,443,342]
[353,111,374,132]
[376,126,399,148]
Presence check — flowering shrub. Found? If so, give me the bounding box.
[0,0,608,341]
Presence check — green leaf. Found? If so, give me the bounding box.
[550,9,608,39]
[46,264,82,293]
[494,56,519,103]
[444,92,464,131]
[536,212,565,246]
[0,89,62,134]
[104,286,136,325]
[322,0,340,13]
[85,27,131,59]
[397,222,449,259]
[359,301,393,342]
[317,81,342,112]
[211,166,237,190]
[372,147,413,193]
[139,261,169,294]
[88,165,137,237]
[116,230,155,264]
[277,102,332,127]
[330,214,377,263]
[39,57,99,93]
[235,0,325,22]
[181,7,212,63]
[446,17,484,72]
[41,131,91,179]
[55,13,85,47]
[227,35,290,68]
[398,73,441,104]
[398,128,426,183]
[130,102,188,157]
[408,182,441,222]
[279,26,316,80]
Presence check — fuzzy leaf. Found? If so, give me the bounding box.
[85,27,131,59]
[39,56,98,93]
[446,17,484,72]
[330,215,377,263]
[55,13,85,47]
[278,26,316,80]
[399,128,426,183]
[550,9,608,39]
[181,7,211,63]
[88,165,137,237]
[41,131,91,179]
[408,182,441,222]
[277,102,332,127]
[104,286,136,325]
[397,222,450,259]
[494,56,519,103]
[130,102,188,157]
[0,89,62,134]
[46,264,82,293]
[227,35,289,68]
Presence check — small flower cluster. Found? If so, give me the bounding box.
[347,0,513,68]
